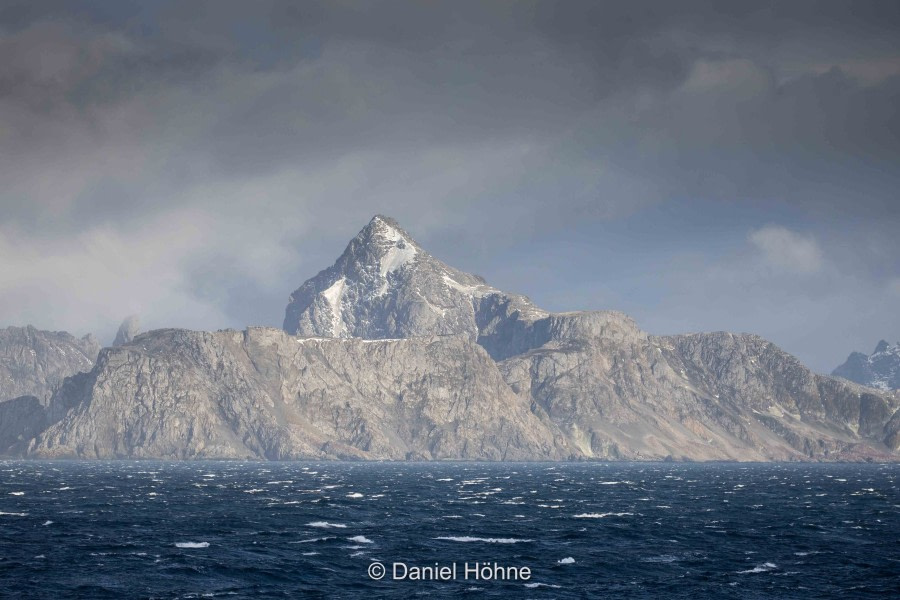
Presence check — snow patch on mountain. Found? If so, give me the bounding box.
[321,278,346,336]
[379,242,417,277]
[442,273,479,295]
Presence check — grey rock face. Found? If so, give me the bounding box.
[657,332,900,459]
[833,340,900,390]
[113,315,141,347]
[0,325,100,404]
[27,328,574,460]
[0,396,48,455]
[495,313,899,461]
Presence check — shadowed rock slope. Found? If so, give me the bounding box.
[833,340,900,391]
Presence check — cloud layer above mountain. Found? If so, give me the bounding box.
[0,0,898,372]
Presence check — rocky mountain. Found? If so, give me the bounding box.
[24,328,571,460]
[0,325,100,404]
[113,315,141,347]
[3,215,899,461]
[283,215,548,359]
[833,340,900,391]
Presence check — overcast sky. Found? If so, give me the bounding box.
[1,1,898,373]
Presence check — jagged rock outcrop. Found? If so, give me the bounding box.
[0,325,100,403]
[833,340,900,391]
[26,328,574,460]
[113,315,141,347]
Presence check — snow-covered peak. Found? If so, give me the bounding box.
[283,215,548,344]
[832,339,900,391]
[874,340,892,354]
[347,215,422,279]
[357,215,419,251]
[369,215,413,244]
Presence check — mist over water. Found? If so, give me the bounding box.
[0,461,897,598]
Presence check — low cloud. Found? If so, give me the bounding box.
[889,278,900,298]
[749,225,824,275]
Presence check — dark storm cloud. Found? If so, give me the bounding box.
[0,1,897,371]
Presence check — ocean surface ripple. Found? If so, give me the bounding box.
[0,461,897,598]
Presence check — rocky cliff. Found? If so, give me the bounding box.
[0,325,99,404]
[26,328,572,460]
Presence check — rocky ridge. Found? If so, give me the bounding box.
[833,340,900,391]
[0,325,99,404]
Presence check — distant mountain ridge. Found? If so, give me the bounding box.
[833,340,900,391]
[0,325,99,404]
[2,215,899,461]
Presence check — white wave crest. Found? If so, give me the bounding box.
[738,562,777,574]
[347,535,373,544]
[434,536,531,544]
[289,536,333,544]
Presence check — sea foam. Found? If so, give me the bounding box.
[434,536,531,544]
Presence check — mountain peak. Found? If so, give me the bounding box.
[358,215,418,248]
[283,215,545,346]
[113,315,141,347]
[833,339,900,390]
[342,215,422,281]
[369,214,405,232]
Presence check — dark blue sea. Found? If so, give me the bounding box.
[1,461,898,598]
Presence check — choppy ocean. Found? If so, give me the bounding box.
[0,461,897,598]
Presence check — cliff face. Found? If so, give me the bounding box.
[0,325,99,404]
[7,216,900,461]
[657,332,900,458]
[27,328,573,460]
[495,314,899,461]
